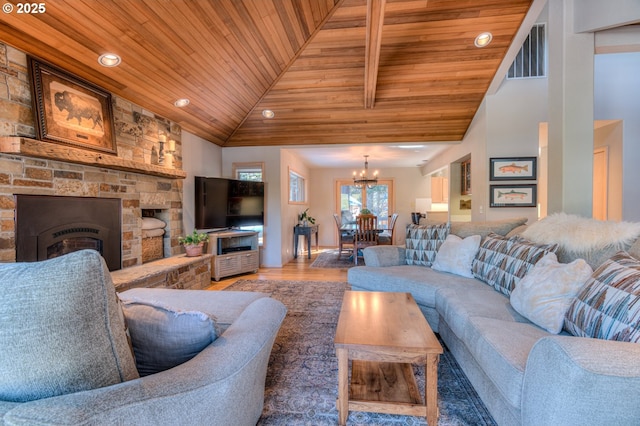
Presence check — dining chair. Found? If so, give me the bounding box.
[353,214,378,265]
[333,213,354,259]
[378,213,399,245]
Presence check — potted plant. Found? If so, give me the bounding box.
[298,208,315,226]
[179,230,209,257]
[359,208,373,216]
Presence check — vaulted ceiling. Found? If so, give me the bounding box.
[0,0,533,148]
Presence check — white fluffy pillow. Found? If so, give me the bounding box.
[510,253,593,334]
[432,234,481,278]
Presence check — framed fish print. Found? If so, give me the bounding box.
[28,57,117,155]
[490,157,537,181]
[490,184,537,208]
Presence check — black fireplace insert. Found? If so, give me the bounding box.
[15,195,122,271]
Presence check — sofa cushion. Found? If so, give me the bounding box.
[432,234,481,278]
[121,300,218,376]
[464,317,549,409]
[450,217,528,238]
[436,285,529,344]
[119,288,269,333]
[0,250,138,403]
[405,223,449,267]
[348,264,483,308]
[510,253,593,334]
[564,251,640,342]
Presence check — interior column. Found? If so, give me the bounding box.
[546,0,595,217]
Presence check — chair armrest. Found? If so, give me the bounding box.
[362,245,407,267]
[3,297,287,426]
[522,335,640,426]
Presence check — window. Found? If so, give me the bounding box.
[335,179,394,229]
[232,162,264,244]
[507,23,546,79]
[233,162,264,182]
[289,168,306,204]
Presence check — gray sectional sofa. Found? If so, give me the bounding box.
[348,216,640,426]
[0,250,286,426]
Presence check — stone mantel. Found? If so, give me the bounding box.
[0,137,186,180]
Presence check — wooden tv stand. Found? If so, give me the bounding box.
[207,230,259,281]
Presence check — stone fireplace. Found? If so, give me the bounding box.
[0,42,185,269]
[15,195,122,271]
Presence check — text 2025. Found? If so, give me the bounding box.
[17,3,46,13]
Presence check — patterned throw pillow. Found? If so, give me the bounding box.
[405,223,449,267]
[564,251,640,342]
[472,233,558,296]
[493,237,559,296]
[472,233,512,288]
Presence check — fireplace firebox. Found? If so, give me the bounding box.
[15,195,122,271]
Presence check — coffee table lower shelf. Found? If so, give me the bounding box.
[344,360,426,417]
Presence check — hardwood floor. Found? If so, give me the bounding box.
[206,247,348,291]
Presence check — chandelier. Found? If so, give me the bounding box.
[353,155,378,188]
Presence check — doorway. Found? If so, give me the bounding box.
[538,119,623,220]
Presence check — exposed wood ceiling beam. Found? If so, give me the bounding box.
[364,0,386,109]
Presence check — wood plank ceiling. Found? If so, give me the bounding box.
[0,0,533,147]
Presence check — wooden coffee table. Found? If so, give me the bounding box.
[334,290,442,425]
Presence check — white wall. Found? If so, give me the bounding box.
[221,146,285,267]
[309,166,427,247]
[424,3,640,223]
[181,131,222,234]
[280,149,311,262]
[595,52,640,221]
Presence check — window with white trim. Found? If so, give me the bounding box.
[289,168,306,204]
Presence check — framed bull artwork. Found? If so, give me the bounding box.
[489,184,537,208]
[28,57,117,155]
[489,157,537,181]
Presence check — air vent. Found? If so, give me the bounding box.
[507,23,546,79]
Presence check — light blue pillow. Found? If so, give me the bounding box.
[0,250,139,402]
[120,299,218,376]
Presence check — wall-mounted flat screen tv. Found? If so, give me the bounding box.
[195,176,264,229]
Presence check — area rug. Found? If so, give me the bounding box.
[310,250,357,269]
[224,279,496,425]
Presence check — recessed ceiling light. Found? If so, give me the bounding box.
[262,109,275,119]
[174,98,190,108]
[474,32,493,48]
[98,53,121,67]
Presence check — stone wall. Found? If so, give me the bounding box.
[0,43,185,267]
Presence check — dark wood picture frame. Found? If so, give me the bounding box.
[489,184,537,208]
[28,57,117,155]
[490,157,537,181]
